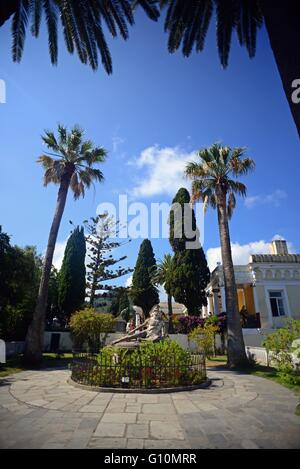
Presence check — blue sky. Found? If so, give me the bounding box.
[0,10,299,291]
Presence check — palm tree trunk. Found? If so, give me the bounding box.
[261,0,300,138]
[216,190,248,368]
[24,175,71,366]
[167,292,174,333]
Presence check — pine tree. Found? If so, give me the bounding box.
[58,226,86,321]
[85,214,133,308]
[169,188,210,315]
[130,239,159,317]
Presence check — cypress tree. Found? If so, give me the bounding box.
[58,226,86,321]
[169,188,210,315]
[130,239,159,317]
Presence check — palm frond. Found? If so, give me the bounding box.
[12,0,30,62]
[43,0,58,65]
[29,0,42,37]
[227,180,247,197]
[236,0,263,59]
[132,0,160,21]
[227,191,236,218]
[42,130,60,152]
[37,154,56,169]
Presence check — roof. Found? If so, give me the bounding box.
[250,254,300,264]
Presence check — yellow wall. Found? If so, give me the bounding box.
[237,285,255,315]
[244,285,256,315]
[285,286,300,319]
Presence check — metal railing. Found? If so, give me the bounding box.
[71,352,206,389]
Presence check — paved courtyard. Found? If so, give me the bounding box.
[0,367,299,449]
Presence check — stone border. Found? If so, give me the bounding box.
[68,377,212,394]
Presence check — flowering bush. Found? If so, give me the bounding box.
[173,316,205,334]
[173,313,227,335]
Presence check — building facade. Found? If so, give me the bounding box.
[202,240,300,329]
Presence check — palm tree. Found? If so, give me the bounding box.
[185,143,255,368]
[24,124,107,366]
[0,0,159,74]
[153,254,174,332]
[158,0,300,138]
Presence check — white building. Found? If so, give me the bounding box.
[203,240,300,330]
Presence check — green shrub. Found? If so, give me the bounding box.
[263,318,300,383]
[188,322,219,358]
[89,339,206,388]
[69,308,115,351]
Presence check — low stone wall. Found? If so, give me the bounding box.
[102,333,198,350]
[44,331,73,352]
[6,341,25,358]
[246,346,270,366]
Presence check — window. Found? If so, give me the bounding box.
[269,291,286,317]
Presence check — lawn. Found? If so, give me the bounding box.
[0,353,73,378]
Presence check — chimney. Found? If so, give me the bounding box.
[270,239,289,256]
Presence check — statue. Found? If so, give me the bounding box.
[111,305,165,346]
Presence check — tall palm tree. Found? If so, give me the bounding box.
[153,254,174,332]
[0,0,159,74]
[24,124,107,366]
[185,143,255,368]
[158,0,300,138]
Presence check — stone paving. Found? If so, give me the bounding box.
[0,367,299,449]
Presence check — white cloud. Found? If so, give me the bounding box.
[130,145,197,198]
[125,275,133,287]
[244,190,287,209]
[206,236,295,271]
[52,239,68,270]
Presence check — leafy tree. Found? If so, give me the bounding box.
[69,307,115,351]
[24,125,107,366]
[185,143,255,367]
[189,322,219,359]
[0,227,42,341]
[156,0,300,137]
[85,214,133,307]
[130,239,159,317]
[58,226,86,321]
[0,1,159,73]
[263,318,300,384]
[169,188,210,316]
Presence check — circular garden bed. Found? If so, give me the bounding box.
[70,340,210,392]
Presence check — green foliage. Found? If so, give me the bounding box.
[189,323,219,358]
[69,308,115,351]
[153,254,174,297]
[85,214,133,307]
[0,227,42,340]
[89,340,206,387]
[58,226,86,321]
[168,188,210,315]
[130,239,159,317]
[263,319,300,384]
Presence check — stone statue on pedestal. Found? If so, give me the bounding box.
[111,305,165,346]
